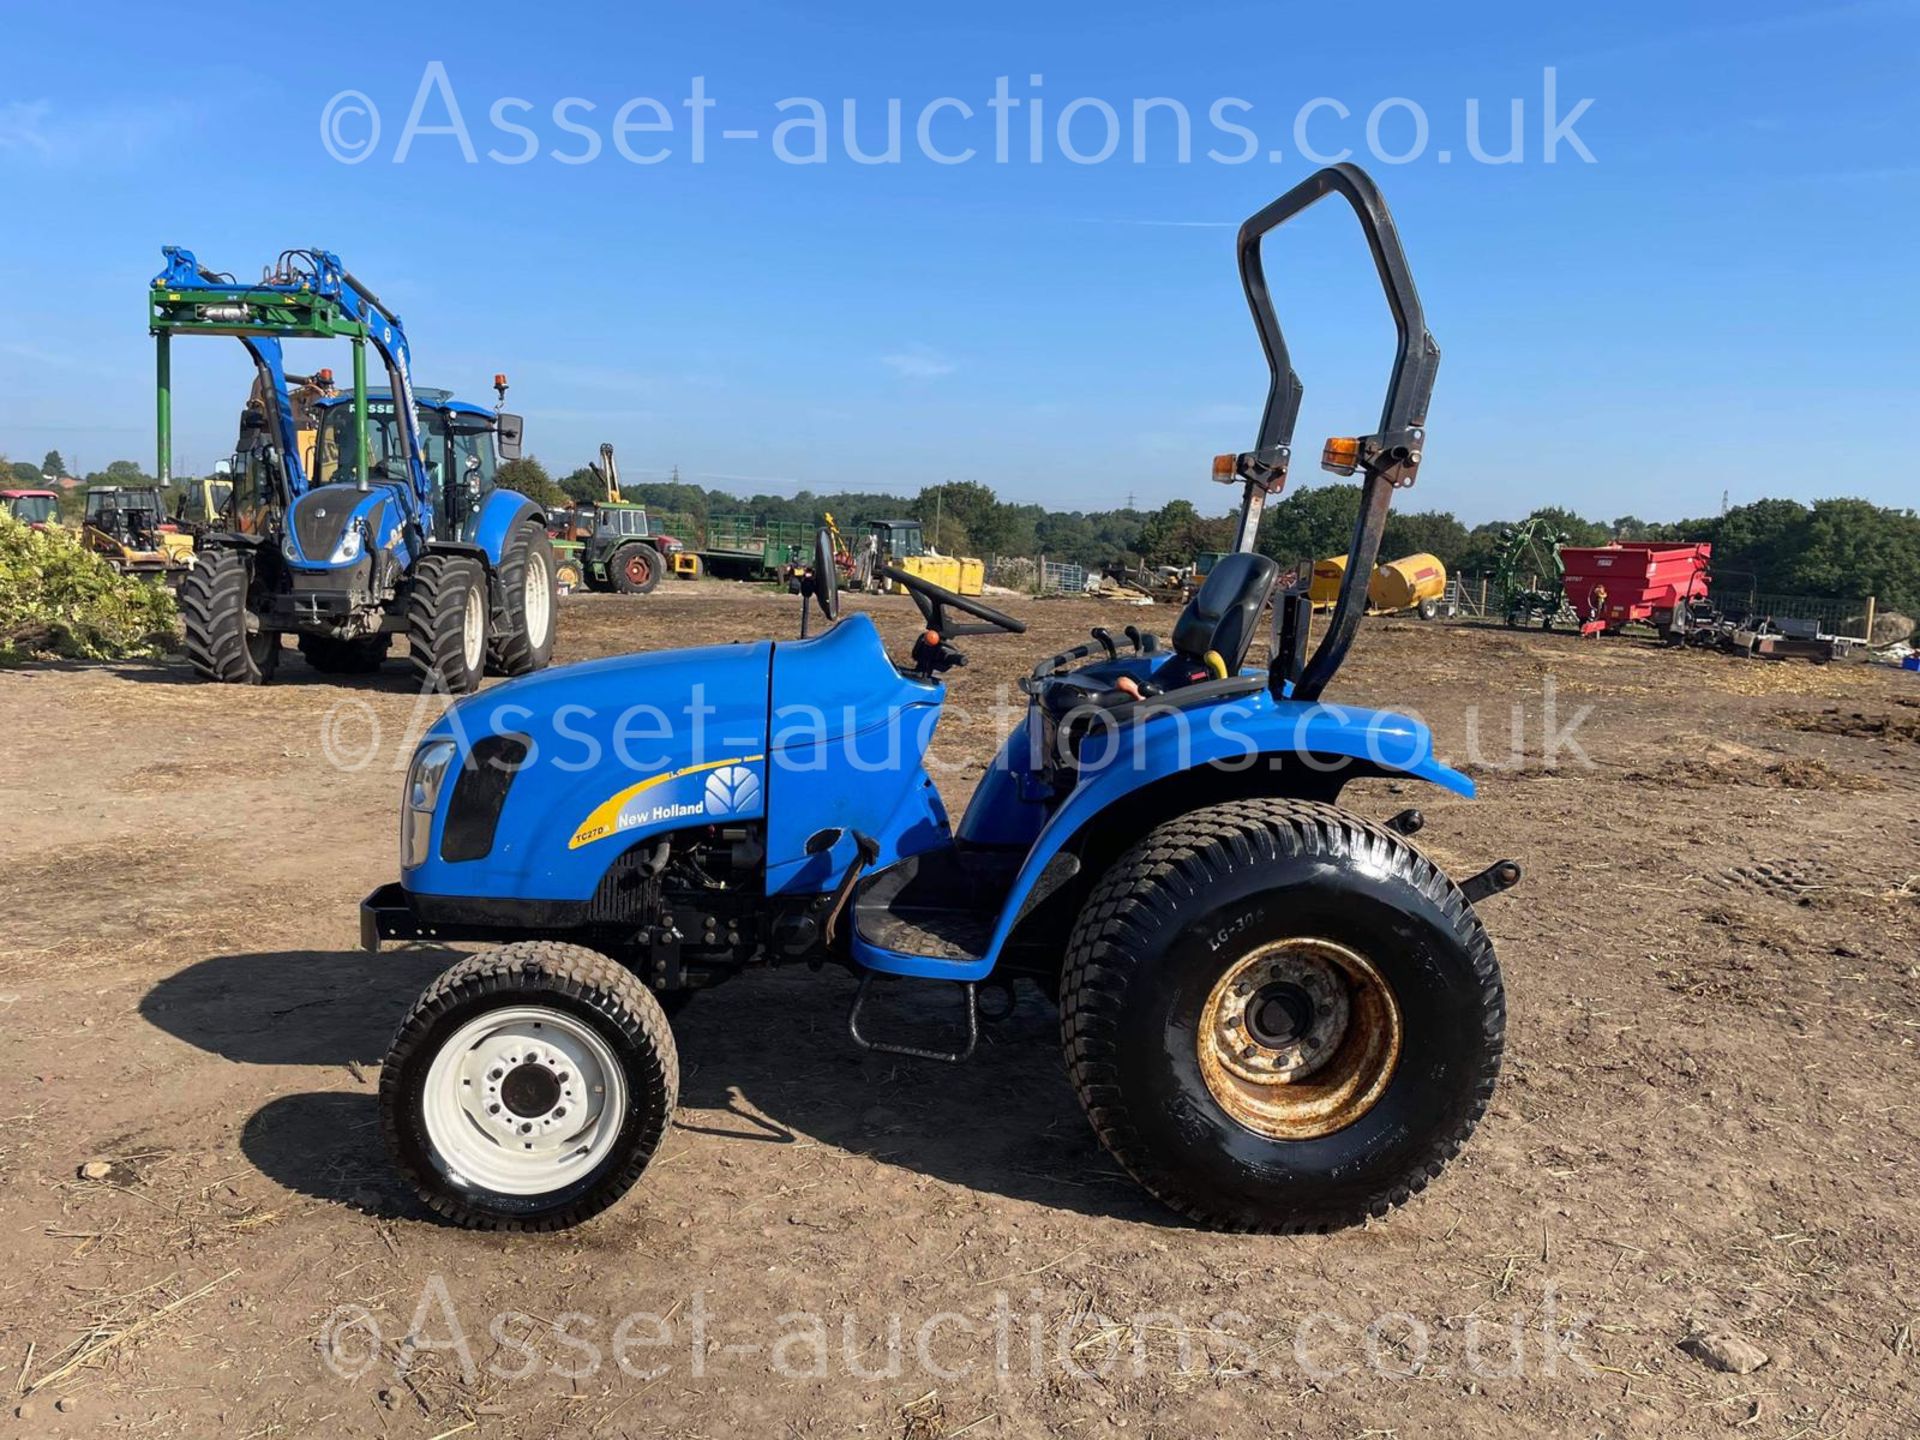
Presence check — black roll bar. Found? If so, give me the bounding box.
[1230,163,1441,703]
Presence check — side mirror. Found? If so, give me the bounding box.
[495,413,525,460]
[811,525,840,622]
[796,526,840,637]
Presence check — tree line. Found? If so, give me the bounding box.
[498,456,1920,612]
[13,444,1916,611]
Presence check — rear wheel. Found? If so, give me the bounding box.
[406,553,487,694]
[488,521,557,676]
[611,542,662,595]
[180,546,278,684]
[554,554,584,592]
[380,942,678,1231]
[297,633,390,674]
[1059,798,1504,1232]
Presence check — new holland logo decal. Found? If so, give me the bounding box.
[568,756,766,850]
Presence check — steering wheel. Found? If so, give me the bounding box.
[877,565,1026,636]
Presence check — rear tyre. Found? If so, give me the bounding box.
[406,553,487,694]
[180,546,279,684]
[554,555,584,593]
[487,521,557,676]
[611,542,662,595]
[381,942,679,1231]
[1059,798,1504,1233]
[298,633,390,674]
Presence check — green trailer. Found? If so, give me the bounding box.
[697,514,811,580]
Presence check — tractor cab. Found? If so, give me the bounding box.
[83,485,191,576]
[0,489,59,530]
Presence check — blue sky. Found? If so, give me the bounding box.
[2,0,1915,524]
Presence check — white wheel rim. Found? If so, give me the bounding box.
[421,1005,629,1196]
[461,581,485,671]
[524,548,552,647]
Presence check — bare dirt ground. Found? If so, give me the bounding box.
[1,582,1916,1438]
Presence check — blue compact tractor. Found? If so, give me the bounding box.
[364,166,1519,1232]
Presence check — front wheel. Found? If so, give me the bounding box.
[406,553,488,694]
[179,546,279,684]
[488,521,557,676]
[1059,798,1504,1232]
[380,943,679,1231]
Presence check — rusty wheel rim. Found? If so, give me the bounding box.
[625,552,651,586]
[1196,937,1402,1140]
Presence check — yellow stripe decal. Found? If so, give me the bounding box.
[567,755,765,851]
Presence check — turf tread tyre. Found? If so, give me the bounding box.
[180,547,277,684]
[487,521,556,676]
[406,553,486,693]
[1059,797,1504,1233]
[381,942,679,1231]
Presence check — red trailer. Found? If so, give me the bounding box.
[1560,541,1712,639]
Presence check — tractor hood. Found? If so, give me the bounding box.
[406,638,776,898]
[284,481,409,568]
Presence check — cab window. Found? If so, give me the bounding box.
[450,414,497,490]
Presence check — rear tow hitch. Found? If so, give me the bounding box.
[1460,859,1524,905]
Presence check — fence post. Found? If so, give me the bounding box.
[1863,594,1877,644]
[1479,576,1488,612]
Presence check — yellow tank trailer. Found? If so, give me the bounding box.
[1309,552,1447,615]
[1367,553,1447,614]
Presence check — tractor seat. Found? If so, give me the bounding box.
[1035,551,1279,723]
[1162,550,1280,681]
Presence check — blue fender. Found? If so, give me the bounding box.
[863,693,1471,980]
[471,489,543,566]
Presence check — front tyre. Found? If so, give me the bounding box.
[406,553,487,694]
[488,521,557,676]
[1059,798,1504,1233]
[179,546,279,684]
[380,943,679,1231]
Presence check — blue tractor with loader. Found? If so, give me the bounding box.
[362,166,1519,1233]
[150,248,556,690]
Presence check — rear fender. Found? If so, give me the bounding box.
[965,698,1470,979]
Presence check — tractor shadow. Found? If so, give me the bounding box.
[103,652,430,694]
[143,948,1170,1226]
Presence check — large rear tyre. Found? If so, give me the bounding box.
[298,633,390,674]
[380,942,679,1231]
[406,553,487,694]
[488,521,557,676]
[179,547,278,684]
[1059,798,1504,1233]
[611,542,662,595]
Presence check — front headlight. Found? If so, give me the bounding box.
[281,533,300,563]
[402,739,459,869]
[332,526,363,563]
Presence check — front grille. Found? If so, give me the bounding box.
[291,491,378,560]
[442,735,529,862]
